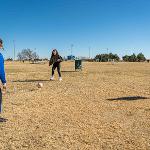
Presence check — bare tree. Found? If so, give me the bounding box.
[17,49,39,62]
[17,52,23,61]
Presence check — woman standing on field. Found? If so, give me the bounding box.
[49,49,63,81]
[0,39,6,113]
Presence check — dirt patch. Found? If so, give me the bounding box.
[0,61,150,150]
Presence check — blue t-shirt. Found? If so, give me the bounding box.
[0,52,6,84]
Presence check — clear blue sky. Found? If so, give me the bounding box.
[1,0,150,59]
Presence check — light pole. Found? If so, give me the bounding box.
[13,40,16,61]
[107,48,109,54]
[107,48,109,61]
[71,44,74,56]
[89,47,91,59]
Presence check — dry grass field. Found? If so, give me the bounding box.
[0,61,150,150]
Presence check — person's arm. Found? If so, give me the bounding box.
[0,55,6,89]
[49,57,53,66]
[57,56,63,62]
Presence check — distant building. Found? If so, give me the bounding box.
[77,56,94,62]
[67,55,75,60]
[78,56,89,60]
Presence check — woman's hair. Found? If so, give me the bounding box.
[0,39,3,44]
[51,49,59,57]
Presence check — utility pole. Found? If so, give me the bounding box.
[13,40,16,61]
[71,44,74,56]
[107,48,109,54]
[107,48,109,62]
[89,47,91,59]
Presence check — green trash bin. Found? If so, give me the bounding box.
[75,59,82,71]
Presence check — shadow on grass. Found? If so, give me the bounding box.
[12,79,50,83]
[107,96,149,101]
[61,70,76,73]
[0,117,8,123]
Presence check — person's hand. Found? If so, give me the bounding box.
[49,61,52,66]
[2,83,6,94]
[3,83,6,90]
[57,59,61,62]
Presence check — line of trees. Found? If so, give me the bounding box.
[95,53,120,62]
[95,53,146,62]
[15,50,147,62]
[122,53,146,62]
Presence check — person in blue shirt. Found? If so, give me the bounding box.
[0,39,6,113]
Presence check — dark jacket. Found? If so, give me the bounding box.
[49,55,63,66]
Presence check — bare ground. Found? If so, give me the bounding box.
[0,61,150,150]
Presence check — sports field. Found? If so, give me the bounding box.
[0,61,150,150]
